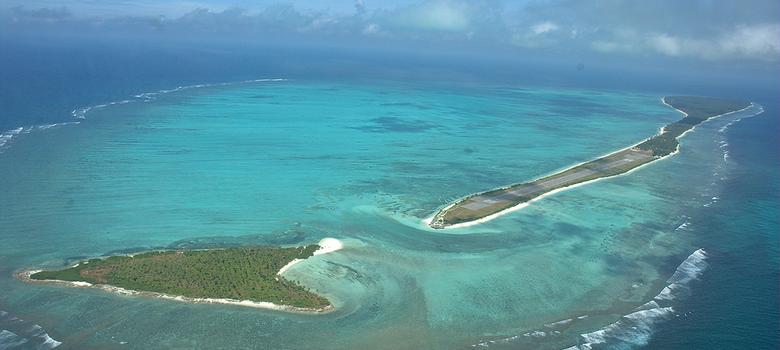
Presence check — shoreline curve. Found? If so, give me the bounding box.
[426,97,758,229]
[18,238,344,314]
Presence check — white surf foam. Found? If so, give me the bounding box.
[0,330,30,348]
[718,104,764,133]
[565,307,675,350]
[562,248,709,349]
[716,104,765,163]
[278,238,344,275]
[545,318,574,328]
[666,249,708,286]
[313,237,343,256]
[0,310,62,349]
[1,77,287,154]
[470,247,711,349]
[674,222,691,231]
[654,249,708,301]
[430,100,762,230]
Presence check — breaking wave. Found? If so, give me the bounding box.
[566,307,675,350]
[718,104,764,134]
[0,78,287,154]
[716,103,765,163]
[694,103,764,209]
[565,249,708,350]
[0,310,61,349]
[470,249,710,349]
[558,104,765,350]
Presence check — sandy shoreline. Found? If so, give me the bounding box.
[277,258,304,275]
[427,97,758,229]
[276,237,344,275]
[18,238,344,314]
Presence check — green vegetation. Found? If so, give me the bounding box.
[31,246,330,309]
[637,96,750,156]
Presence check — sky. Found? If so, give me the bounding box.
[0,0,779,84]
[0,0,778,132]
[2,0,778,60]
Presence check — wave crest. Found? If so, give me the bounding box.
[0,310,62,349]
[1,78,287,154]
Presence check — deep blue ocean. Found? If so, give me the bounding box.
[0,38,777,349]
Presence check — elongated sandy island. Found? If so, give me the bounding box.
[428,96,752,229]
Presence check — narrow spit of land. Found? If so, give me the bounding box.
[26,245,333,311]
[429,96,751,229]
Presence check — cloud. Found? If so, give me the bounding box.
[648,33,682,56]
[592,24,780,61]
[511,20,563,47]
[1,0,778,63]
[362,22,380,35]
[514,0,780,61]
[385,1,472,32]
[363,0,506,42]
[355,0,367,15]
[718,24,780,60]
[530,21,559,35]
[10,5,71,20]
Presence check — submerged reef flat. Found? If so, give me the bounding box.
[429,96,751,229]
[26,244,335,311]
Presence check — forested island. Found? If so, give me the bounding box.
[428,96,751,229]
[27,245,332,310]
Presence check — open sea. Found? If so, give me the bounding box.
[0,47,777,349]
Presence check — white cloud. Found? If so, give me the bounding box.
[718,24,780,60]
[298,15,339,32]
[362,22,380,35]
[648,24,780,61]
[511,21,564,48]
[390,1,471,32]
[355,0,366,15]
[3,0,778,64]
[530,21,558,35]
[648,33,682,56]
[589,24,780,61]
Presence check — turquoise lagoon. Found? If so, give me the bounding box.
[0,80,766,349]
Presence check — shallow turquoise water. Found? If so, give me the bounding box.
[0,80,768,349]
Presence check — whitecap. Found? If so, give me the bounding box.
[654,249,708,301]
[635,300,661,311]
[1,77,287,154]
[524,330,546,337]
[0,310,61,349]
[0,330,30,348]
[313,237,343,255]
[545,318,573,328]
[567,307,675,350]
[564,249,709,349]
[667,249,707,286]
[674,222,690,231]
[0,127,27,151]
